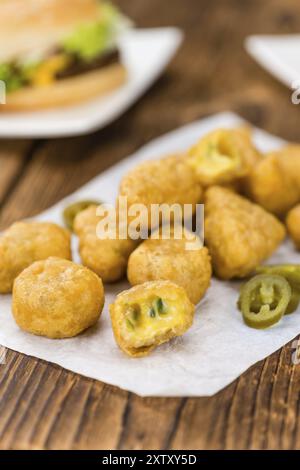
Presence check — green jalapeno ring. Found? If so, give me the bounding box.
[286,291,300,314]
[238,274,291,329]
[256,265,300,314]
[63,199,102,231]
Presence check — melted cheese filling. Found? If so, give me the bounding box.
[190,141,238,178]
[120,297,186,349]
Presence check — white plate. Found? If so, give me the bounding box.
[245,34,300,88]
[0,28,183,138]
[1,112,300,398]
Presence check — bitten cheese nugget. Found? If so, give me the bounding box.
[205,186,286,279]
[0,221,71,294]
[12,257,104,338]
[118,154,202,228]
[187,128,261,186]
[109,281,195,357]
[246,145,300,216]
[74,205,137,283]
[286,204,300,250]
[127,230,211,304]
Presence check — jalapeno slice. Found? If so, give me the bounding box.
[238,274,291,329]
[147,298,168,318]
[125,303,141,330]
[63,199,102,231]
[256,265,300,314]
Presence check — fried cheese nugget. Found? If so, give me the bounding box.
[63,199,102,231]
[187,128,261,186]
[286,204,300,250]
[109,281,195,357]
[205,186,286,279]
[127,230,212,304]
[0,221,71,294]
[118,154,202,229]
[74,205,137,283]
[246,145,300,215]
[12,257,104,339]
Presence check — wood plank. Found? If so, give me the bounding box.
[117,396,184,450]
[0,140,33,206]
[1,0,300,450]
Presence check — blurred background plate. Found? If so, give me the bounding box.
[245,34,300,88]
[0,27,183,138]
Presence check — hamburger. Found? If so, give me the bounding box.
[0,0,130,110]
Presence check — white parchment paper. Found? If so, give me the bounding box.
[0,112,299,397]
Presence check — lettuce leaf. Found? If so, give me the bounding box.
[0,64,25,93]
[62,3,128,61]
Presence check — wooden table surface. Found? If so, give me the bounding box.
[1,0,300,450]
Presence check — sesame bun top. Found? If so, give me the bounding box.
[0,0,101,62]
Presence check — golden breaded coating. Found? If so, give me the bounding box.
[74,203,101,235]
[118,154,202,229]
[205,186,286,279]
[286,204,300,250]
[74,205,137,283]
[12,257,104,339]
[277,145,300,188]
[109,280,195,357]
[63,199,102,231]
[246,145,300,215]
[187,128,261,186]
[127,230,212,304]
[0,221,71,294]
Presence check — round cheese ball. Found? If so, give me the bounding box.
[12,257,105,338]
[0,221,71,294]
[127,233,212,304]
[110,280,195,357]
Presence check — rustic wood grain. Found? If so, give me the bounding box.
[1,0,300,450]
[0,140,33,207]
